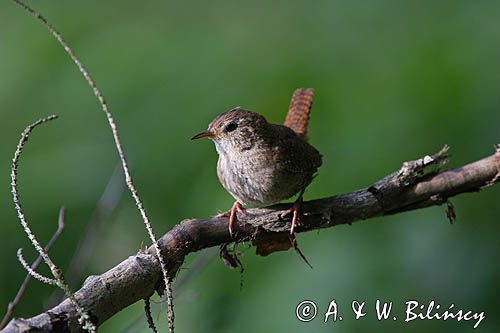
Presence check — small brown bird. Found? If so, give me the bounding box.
[192,88,322,235]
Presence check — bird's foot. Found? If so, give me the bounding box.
[280,200,302,234]
[220,201,245,237]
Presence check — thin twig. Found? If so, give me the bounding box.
[144,298,158,333]
[10,0,175,331]
[0,207,66,330]
[10,115,59,274]
[16,249,57,286]
[10,115,96,332]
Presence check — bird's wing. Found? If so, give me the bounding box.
[283,88,314,139]
[267,124,323,175]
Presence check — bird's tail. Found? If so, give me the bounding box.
[284,88,314,140]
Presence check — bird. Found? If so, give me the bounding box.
[191,88,322,236]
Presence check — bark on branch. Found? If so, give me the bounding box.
[2,145,499,333]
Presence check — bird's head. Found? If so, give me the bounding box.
[191,107,268,153]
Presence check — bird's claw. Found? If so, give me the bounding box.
[280,201,301,234]
[228,201,244,237]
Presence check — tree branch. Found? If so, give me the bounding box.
[2,145,499,332]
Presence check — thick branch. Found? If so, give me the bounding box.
[3,146,499,333]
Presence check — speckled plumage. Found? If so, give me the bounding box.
[204,108,322,207]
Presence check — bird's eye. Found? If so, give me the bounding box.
[225,122,238,132]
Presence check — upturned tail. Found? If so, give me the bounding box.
[283,88,314,139]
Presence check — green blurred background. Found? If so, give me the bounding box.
[1,1,499,332]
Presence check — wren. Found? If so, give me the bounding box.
[192,88,322,236]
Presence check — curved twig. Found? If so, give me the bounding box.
[10,115,95,332]
[16,249,57,287]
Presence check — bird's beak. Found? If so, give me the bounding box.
[191,130,214,140]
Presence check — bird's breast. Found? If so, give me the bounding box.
[216,148,311,207]
[216,152,270,206]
